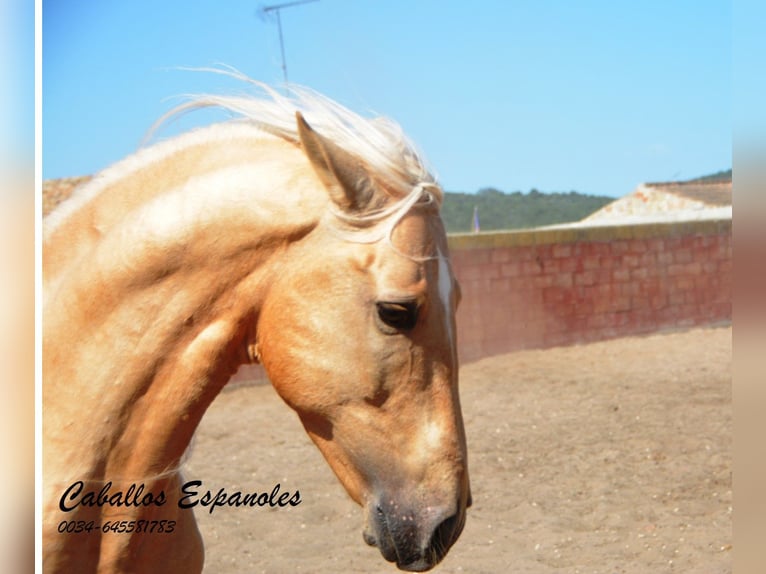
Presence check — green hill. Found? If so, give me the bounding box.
[684,169,732,184]
[441,187,613,233]
[441,168,732,233]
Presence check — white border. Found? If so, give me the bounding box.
[35,0,43,571]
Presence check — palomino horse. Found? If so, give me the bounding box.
[43,79,470,573]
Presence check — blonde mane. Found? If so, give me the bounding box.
[47,68,443,254]
[152,67,439,196]
[152,69,444,252]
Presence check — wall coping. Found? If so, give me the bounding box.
[447,218,732,250]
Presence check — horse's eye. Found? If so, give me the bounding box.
[376,301,419,332]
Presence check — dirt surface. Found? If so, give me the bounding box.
[186,326,732,574]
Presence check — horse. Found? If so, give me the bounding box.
[43,77,471,573]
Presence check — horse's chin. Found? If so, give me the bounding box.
[362,524,398,564]
[363,526,434,572]
[362,498,465,572]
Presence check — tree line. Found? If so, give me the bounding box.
[440,187,613,233]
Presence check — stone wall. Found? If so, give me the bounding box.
[449,219,732,363]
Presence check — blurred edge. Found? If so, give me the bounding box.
[0,0,35,571]
[1,0,760,573]
[733,1,766,573]
[732,160,766,572]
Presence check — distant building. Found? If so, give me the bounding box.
[582,177,731,225]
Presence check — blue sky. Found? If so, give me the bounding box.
[43,1,731,198]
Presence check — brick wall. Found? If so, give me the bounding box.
[448,218,732,363]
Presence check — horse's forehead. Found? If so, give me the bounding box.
[388,210,445,261]
[366,210,449,296]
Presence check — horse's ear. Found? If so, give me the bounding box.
[296,112,375,212]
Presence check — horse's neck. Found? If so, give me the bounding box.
[44,123,317,290]
[43,124,323,485]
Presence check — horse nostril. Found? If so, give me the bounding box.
[428,513,459,560]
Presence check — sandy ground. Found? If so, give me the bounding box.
[185,326,731,574]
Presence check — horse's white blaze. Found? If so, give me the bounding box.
[424,420,444,448]
[437,250,454,346]
[414,420,446,461]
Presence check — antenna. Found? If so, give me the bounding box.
[258,0,319,87]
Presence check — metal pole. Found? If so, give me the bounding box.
[275,9,288,85]
[260,0,319,88]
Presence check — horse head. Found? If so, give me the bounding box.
[255,113,471,571]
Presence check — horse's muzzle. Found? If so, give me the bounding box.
[363,497,466,572]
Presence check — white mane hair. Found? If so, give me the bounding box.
[151,67,441,203]
[151,67,444,254]
[46,68,444,258]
